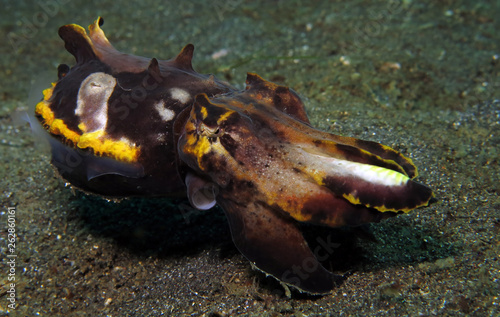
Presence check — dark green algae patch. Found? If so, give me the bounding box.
[1,0,499,315]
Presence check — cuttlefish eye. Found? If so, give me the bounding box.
[198,122,224,138]
[189,94,235,140]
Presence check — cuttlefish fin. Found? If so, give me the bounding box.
[218,198,344,294]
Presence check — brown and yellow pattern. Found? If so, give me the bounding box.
[35,18,434,294]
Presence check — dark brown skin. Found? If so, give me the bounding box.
[38,18,233,196]
[36,18,434,294]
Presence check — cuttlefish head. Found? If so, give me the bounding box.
[177,73,434,294]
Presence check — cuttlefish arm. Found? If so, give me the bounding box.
[220,198,345,294]
[177,74,433,294]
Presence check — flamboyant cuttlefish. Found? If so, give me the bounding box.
[35,18,434,294]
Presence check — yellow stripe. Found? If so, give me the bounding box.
[35,100,55,125]
[35,85,140,163]
[216,108,235,125]
[183,130,214,170]
[78,130,139,163]
[49,119,80,143]
[42,84,55,100]
[200,106,208,120]
[342,192,414,214]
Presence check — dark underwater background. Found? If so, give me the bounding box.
[0,0,498,315]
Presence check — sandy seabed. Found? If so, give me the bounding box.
[1,1,499,316]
